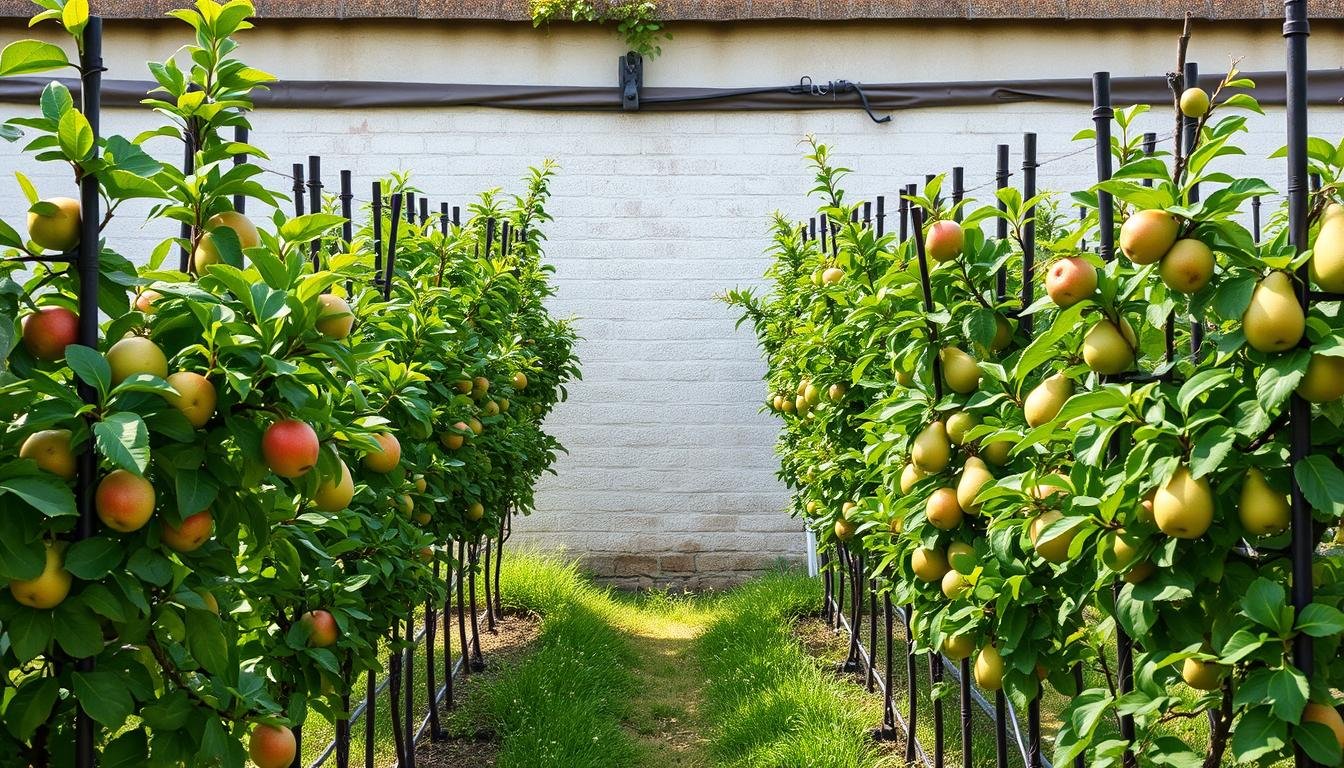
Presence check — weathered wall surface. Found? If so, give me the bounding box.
[1,17,1339,587]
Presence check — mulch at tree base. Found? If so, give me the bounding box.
[415,610,543,768]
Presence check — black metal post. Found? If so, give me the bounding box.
[1022,134,1038,336]
[1094,73,1115,261]
[898,189,909,244]
[178,127,196,273]
[996,144,1010,301]
[820,545,832,622]
[995,690,1009,768]
[930,651,944,768]
[960,657,972,768]
[1252,195,1263,242]
[441,203,450,237]
[73,19,102,768]
[443,552,455,711]
[469,539,485,670]
[405,191,415,225]
[404,614,415,767]
[371,181,384,277]
[1028,696,1042,768]
[383,193,402,301]
[364,670,376,768]
[483,532,497,632]
[951,167,964,218]
[1284,11,1317,768]
[876,196,886,238]
[308,155,322,269]
[867,576,877,691]
[292,163,305,217]
[419,196,429,226]
[904,604,918,764]
[842,548,862,672]
[339,171,353,249]
[456,539,470,678]
[388,624,406,767]
[232,125,248,213]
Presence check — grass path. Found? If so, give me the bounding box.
[429,554,889,768]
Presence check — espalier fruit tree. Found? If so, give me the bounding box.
[730,71,1344,768]
[0,1,579,765]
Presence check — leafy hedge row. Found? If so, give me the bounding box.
[0,2,578,765]
[730,67,1344,766]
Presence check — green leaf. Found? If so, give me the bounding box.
[94,412,150,474]
[1298,721,1344,766]
[126,548,173,586]
[65,344,110,400]
[56,108,93,161]
[280,213,345,244]
[61,0,88,36]
[64,536,122,579]
[0,475,77,517]
[71,670,134,728]
[0,40,69,78]
[176,468,217,516]
[1231,706,1288,763]
[7,608,52,662]
[1256,349,1308,412]
[1177,368,1233,414]
[185,609,230,676]
[1294,455,1344,518]
[1241,577,1289,633]
[101,730,149,768]
[1265,666,1308,723]
[4,677,58,741]
[1295,603,1344,637]
[53,597,103,657]
[39,81,72,122]
[1219,629,1269,664]
[1189,426,1235,479]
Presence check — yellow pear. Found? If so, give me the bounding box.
[974,645,1005,690]
[1153,465,1214,540]
[1102,528,1142,572]
[956,457,993,515]
[900,462,927,494]
[942,569,971,599]
[942,634,975,661]
[981,440,1012,466]
[1119,209,1180,265]
[1158,239,1215,294]
[1083,317,1138,375]
[9,542,73,609]
[834,517,857,541]
[911,547,950,582]
[1310,203,1344,292]
[1242,271,1305,353]
[1024,373,1073,428]
[947,541,975,571]
[946,411,979,445]
[926,487,964,530]
[1238,468,1289,536]
[1030,510,1078,563]
[941,346,981,394]
[1297,353,1344,403]
[1181,657,1226,691]
[912,421,951,474]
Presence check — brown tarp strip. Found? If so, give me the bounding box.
[0,70,1340,111]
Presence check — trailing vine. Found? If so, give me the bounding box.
[530,0,670,59]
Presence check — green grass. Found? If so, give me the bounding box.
[466,553,645,768]
[696,571,889,768]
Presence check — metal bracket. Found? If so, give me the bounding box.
[619,51,642,111]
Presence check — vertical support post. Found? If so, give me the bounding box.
[441,203,450,236]
[456,539,471,678]
[483,535,496,632]
[426,561,440,741]
[882,594,896,736]
[1283,10,1317,768]
[819,213,829,255]
[292,163,305,217]
[1021,134,1038,337]
[73,19,103,768]
[1252,195,1263,242]
[372,181,384,277]
[951,167,964,217]
[876,196,886,238]
[405,191,415,225]
[898,188,909,244]
[863,200,872,229]
[383,193,403,301]
[960,656,973,768]
[843,548,863,672]
[1028,697,1042,768]
[819,545,831,622]
[1094,73,1115,261]
[833,543,846,631]
[307,155,322,269]
[1183,61,1205,359]
[404,614,415,767]
[419,196,429,226]
[339,171,353,249]
[494,513,507,619]
[995,690,1009,768]
[388,624,406,767]
[177,126,196,273]
[469,539,485,670]
[336,656,351,768]
[904,604,918,765]
[995,144,1010,302]
[232,125,248,213]
[443,551,456,711]
[866,576,877,691]
[364,669,376,768]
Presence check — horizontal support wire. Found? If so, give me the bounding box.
[825,582,1047,768]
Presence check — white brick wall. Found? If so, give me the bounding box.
[1,18,1340,585]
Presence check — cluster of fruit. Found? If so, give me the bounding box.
[0,3,580,766]
[732,78,1344,764]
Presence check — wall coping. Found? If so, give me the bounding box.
[0,1,1335,22]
